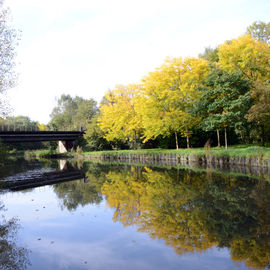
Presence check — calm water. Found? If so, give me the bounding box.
[0,158,269,270]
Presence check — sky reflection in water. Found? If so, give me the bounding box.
[0,160,269,270]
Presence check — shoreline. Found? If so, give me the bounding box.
[81,146,270,167]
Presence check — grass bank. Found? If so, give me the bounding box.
[83,145,270,160]
[24,149,70,159]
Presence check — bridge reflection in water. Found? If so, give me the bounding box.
[0,160,86,191]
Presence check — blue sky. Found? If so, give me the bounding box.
[6,0,270,123]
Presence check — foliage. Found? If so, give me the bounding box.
[218,34,270,82]
[246,20,270,43]
[199,46,219,63]
[6,21,270,151]
[98,84,143,149]
[195,68,251,146]
[245,82,270,145]
[49,94,97,131]
[138,57,209,148]
[84,114,112,151]
[0,115,39,131]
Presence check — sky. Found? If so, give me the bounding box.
[5,0,270,124]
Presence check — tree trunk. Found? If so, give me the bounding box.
[186,135,190,149]
[175,132,179,150]
[261,124,265,146]
[224,127,228,149]
[240,130,244,142]
[133,130,137,150]
[217,129,220,147]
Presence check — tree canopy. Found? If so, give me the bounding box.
[48,94,98,131]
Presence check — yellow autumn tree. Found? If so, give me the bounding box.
[137,57,209,149]
[98,84,142,149]
[37,123,46,131]
[218,34,270,82]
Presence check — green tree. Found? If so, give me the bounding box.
[247,21,270,43]
[72,98,97,129]
[199,46,219,64]
[49,94,97,131]
[218,34,270,145]
[1,116,39,131]
[245,82,270,146]
[195,69,251,148]
[84,114,112,151]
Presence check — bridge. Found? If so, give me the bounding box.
[0,131,84,153]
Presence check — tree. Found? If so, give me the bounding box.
[218,34,270,145]
[218,34,270,82]
[98,84,143,149]
[245,83,270,146]
[138,57,209,149]
[247,21,270,43]
[49,94,97,131]
[199,46,219,64]
[195,69,251,148]
[0,1,18,117]
[72,98,97,129]
[1,115,39,131]
[84,114,112,151]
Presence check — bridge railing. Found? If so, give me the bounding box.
[0,125,40,132]
[0,125,86,132]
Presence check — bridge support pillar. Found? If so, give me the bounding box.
[59,140,76,153]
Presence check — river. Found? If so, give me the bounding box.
[0,158,269,270]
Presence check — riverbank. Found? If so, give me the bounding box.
[81,146,270,168]
[19,145,270,169]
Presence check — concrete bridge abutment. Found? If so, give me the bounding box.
[58,140,78,153]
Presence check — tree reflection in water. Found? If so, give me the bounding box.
[0,201,30,270]
[53,162,109,211]
[100,166,270,270]
[50,162,270,269]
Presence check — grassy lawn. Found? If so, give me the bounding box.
[83,145,270,159]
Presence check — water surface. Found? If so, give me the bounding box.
[0,159,269,270]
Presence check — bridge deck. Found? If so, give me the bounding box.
[0,131,84,143]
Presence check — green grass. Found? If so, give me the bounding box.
[83,145,270,160]
[24,149,58,159]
